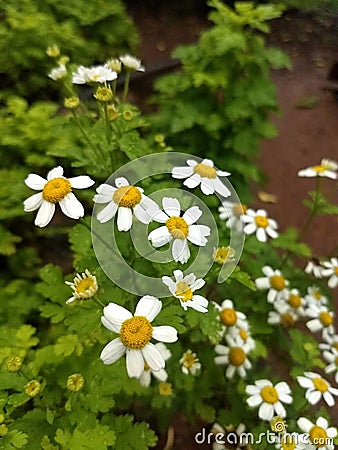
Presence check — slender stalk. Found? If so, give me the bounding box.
[122,71,131,103]
[103,103,111,145]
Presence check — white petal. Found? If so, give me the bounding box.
[138,370,151,387]
[117,207,133,231]
[256,227,267,242]
[103,303,132,332]
[172,238,190,264]
[306,390,321,404]
[192,295,208,308]
[297,376,314,388]
[213,178,231,197]
[258,402,274,421]
[142,342,164,371]
[133,204,151,224]
[297,417,313,433]
[100,338,126,364]
[243,223,256,235]
[115,177,129,187]
[135,296,161,322]
[226,365,236,378]
[96,202,118,223]
[274,401,286,418]
[187,224,210,246]
[35,201,55,227]
[200,179,215,195]
[96,183,116,197]
[183,206,202,225]
[316,417,328,429]
[59,193,84,219]
[186,159,198,167]
[24,192,43,212]
[189,299,208,313]
[152,368,168,382]
[245,385,260,396]
[69,175,95,189]
[161,277,176,295]
[126,349,144,378]
[148,226,172,247]
[162,197,181,217]
[190,278,205,291]
[173,270,184,281]
[183,174,201,189]
[47,166,63,180]
[25,174,46,190]
[306,319,322,333]
[255,277,270,290]
[266,227,278,239]
[172,166,194,179]
[247,394,262,407]
[152,325,178,342]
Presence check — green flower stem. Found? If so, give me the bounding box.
[92,296,106,308]
[122,70,131,103]
[79,219,120,260]
[103,103,111,145]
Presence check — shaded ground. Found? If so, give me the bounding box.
[125,3,338,449]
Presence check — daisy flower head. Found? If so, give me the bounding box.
[171,158,231,197]
[24,166,94,227]
[297,371,338,407]
[305,304,335,341]
[214,299,248,336]
[213,246,236,265]
[227,325,255,351]
[274,433,306,450]
[100,296,178,378]
[138,343,171,387]
[119,54,145,72]
[255,266,289,303]
[242,208,278,242]
[320,257,338,289]
[305,259,323,278]
[297,416,337,450]
[162,270,208,312]
[94,177,159,231]
[72,64,118,84]
[148,197,210,264]
[211,423,252,450]
[214,335,252,379]
[180,349,201,375]
[245,379,293,421]
[65,269,98,304]
[268,308,298,329]
[275,288,306,318]
[304,286,328,307]
[298,158,337,179]
[218,201,247,231]
[319,333,338,351]
[322,346,338,384]
[48,64,67,81]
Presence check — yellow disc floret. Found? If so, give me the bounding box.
[182,351,197,369]
[232,203,247,216]
[113,185,141,208]
[319,311,333,327]
[312,165,326,173]
[260,385,278,404]
[229,347,246,366]
[254,215,269,228]
[67,373,85,392]
[166,216,189,239]
[288,293,301,308]
[313,377,328,393]
[193,163,217,179]
[309,426,328,448]
[119,316,152,350]
[270,275,286,291]
[175,281,193,302]
[42,177,72,203]
[280,313,295,328]
[220,308,237,327]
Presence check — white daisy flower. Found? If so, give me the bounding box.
[245,379,292,421]
[162,270,208,313]
[48,64,67,81]
[180,349,201,375]
[138,343,171,387]
[305,304,335,341]
[268,309,298,329]
[242,208,279,242]
[297,416,337,450]
[93,177,159,231]
[106,58,122,73]
[298,158,337,179]
[227,326,255,351]
[320,257,338,289]
[119,54,145,72]
[24,166,94,227]
[214,335,252,379]
[304,286,328,307]
[255,266,289,303]
[65,269,98,304]
[100,296,178,378]
[297,371,338,406]
[305,259,323,278]
[172,158,231,197]
[211,423,251,450]
[274,434,306,450]
[213,299,248,336]
[322,346,338,384]
[212,246,236,265]
[72,64,118,84]
[148,197,210,264]
[319,333,338,351]
[218,201,247,231]
[275,288,306,318]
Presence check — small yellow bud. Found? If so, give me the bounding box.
[46,45,60,58]
[24,380,41,397]
[107,105,118,121]
[0,424,8,437]
[158,382,172,396]
[0,414,5,424]
[64,97,80,110]
[57,56,70,66]
[122,110,133,121]
[154,134,165,143]
[107,58,122,73]
[7,356,22,372]
[67,373,84,392]
[213,246,235,265]
[94,87,113,102]
[270,416,288,433]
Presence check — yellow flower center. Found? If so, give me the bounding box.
[75,277,97,298]
[213,246,235,265]
[166,216,189,239]
[7,356,22,372]
[254,215,268,228]
[24,380,41,397]
[220,308,237,327]
[280,436,296,450]
[67,373,85,392]
[309,426,328,448]
[288,293,301,308]
[113,185,142,208]
[42,177,72,203]
[313,289,322,300]
[333,342,338,351]
[193,163,217,179]
[159,382,172,396]
[281,313,295,328]
[232,203,247,216]
[175,281,193,302]
[313,377,328,393]
[312,165,326,173]
[239,328,248,341]
[335,266,338,276]
[319,311,333,327]
[119,316,152,350]
[270,275,286,291]
[260,385,278,404]
[229,347,246,366]
[270,416,288,433]
[182,352,197,369]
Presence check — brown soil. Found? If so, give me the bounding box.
[125,3,338,449]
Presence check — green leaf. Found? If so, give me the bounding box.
[4,430,28,448]
[195,399,216,423]
[229,267,257,291]
[54,334,83,357]
[0,225,21,256]
[55,425,116,450]
[119,131,149,160]
[271,227,312,257]
[37,264,70,304]
[16,325,39,349]
[154,304,186,334]
[304,190,338,215]
[111,415,157,450]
